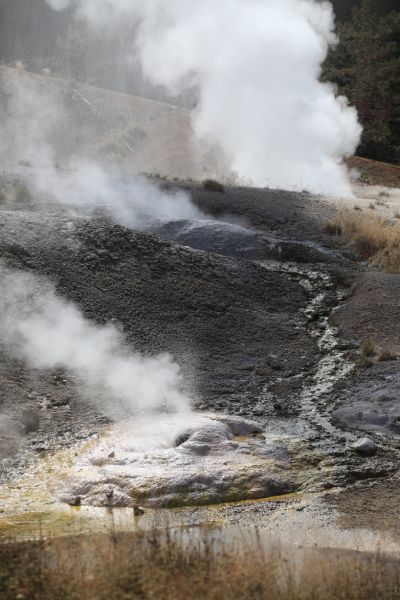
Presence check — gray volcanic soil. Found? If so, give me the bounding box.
[0,188,319,479]
[1,175,400,535]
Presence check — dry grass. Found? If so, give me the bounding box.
[325,208,400,273]
[357,339,398,368]
[358,339,377,368]
[361,339,377,358]
[1,530,400,600]
[377,348,398,362]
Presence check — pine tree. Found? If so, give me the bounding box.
[325,0,400,163]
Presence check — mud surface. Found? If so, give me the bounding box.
[323,476,400,546]
[332,271,400,351]
[1,172,400,544]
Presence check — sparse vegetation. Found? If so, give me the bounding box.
[202,179,225,193]
[326,208,400,272]
[357,339,398,367]
[361,339,377,358]
[1,530,400,600]
[358,339,377,368]
[377,348,398,362]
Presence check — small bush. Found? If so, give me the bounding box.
[202,179,225,193]
[357,340,398,367]
[361,339,377,358]
[357,339,377,368]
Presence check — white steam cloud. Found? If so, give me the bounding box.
[46,0,361,196]
[0,265,191,420]
[1,68,203,227]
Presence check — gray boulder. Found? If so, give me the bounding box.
[352,438,378,457]
[208,414,264,436]
[267,355,285,370]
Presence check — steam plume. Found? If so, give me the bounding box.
[46,0,361,196]
[0,68,203,227]
[0,265,191,420]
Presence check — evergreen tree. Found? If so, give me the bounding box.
[325,0,400,163]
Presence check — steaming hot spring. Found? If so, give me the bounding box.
[52,413,299,509]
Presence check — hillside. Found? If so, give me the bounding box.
[0,66,213,180]
[0,0,193,106]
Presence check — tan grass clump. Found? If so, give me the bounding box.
[1,529,400,600]
[357,339,398,368]
[326,208,400,272]
[377,348,398,362]
[361,339,377,358]
[358,339,377,368]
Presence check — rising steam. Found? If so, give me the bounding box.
[46,0,361,196]
[0,265,191,420]
[1,68,204,227]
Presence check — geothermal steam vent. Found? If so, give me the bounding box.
[56,415,296,508]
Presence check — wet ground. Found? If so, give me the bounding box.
[1,171,400,550]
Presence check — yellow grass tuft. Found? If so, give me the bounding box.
[326,208,400,273]
[356,339,398,368]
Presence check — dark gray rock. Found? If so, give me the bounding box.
[333,388,400,437]
[208,414,264,436]
[352,438,378,457]
[267,355,285,370]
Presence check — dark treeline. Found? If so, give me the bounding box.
[330,0,400,21]
[330,0,361,22]
[0,0,191,106]
[326,0,400,163]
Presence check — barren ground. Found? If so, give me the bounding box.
[0,167,399,549]
[1,68,400,552]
